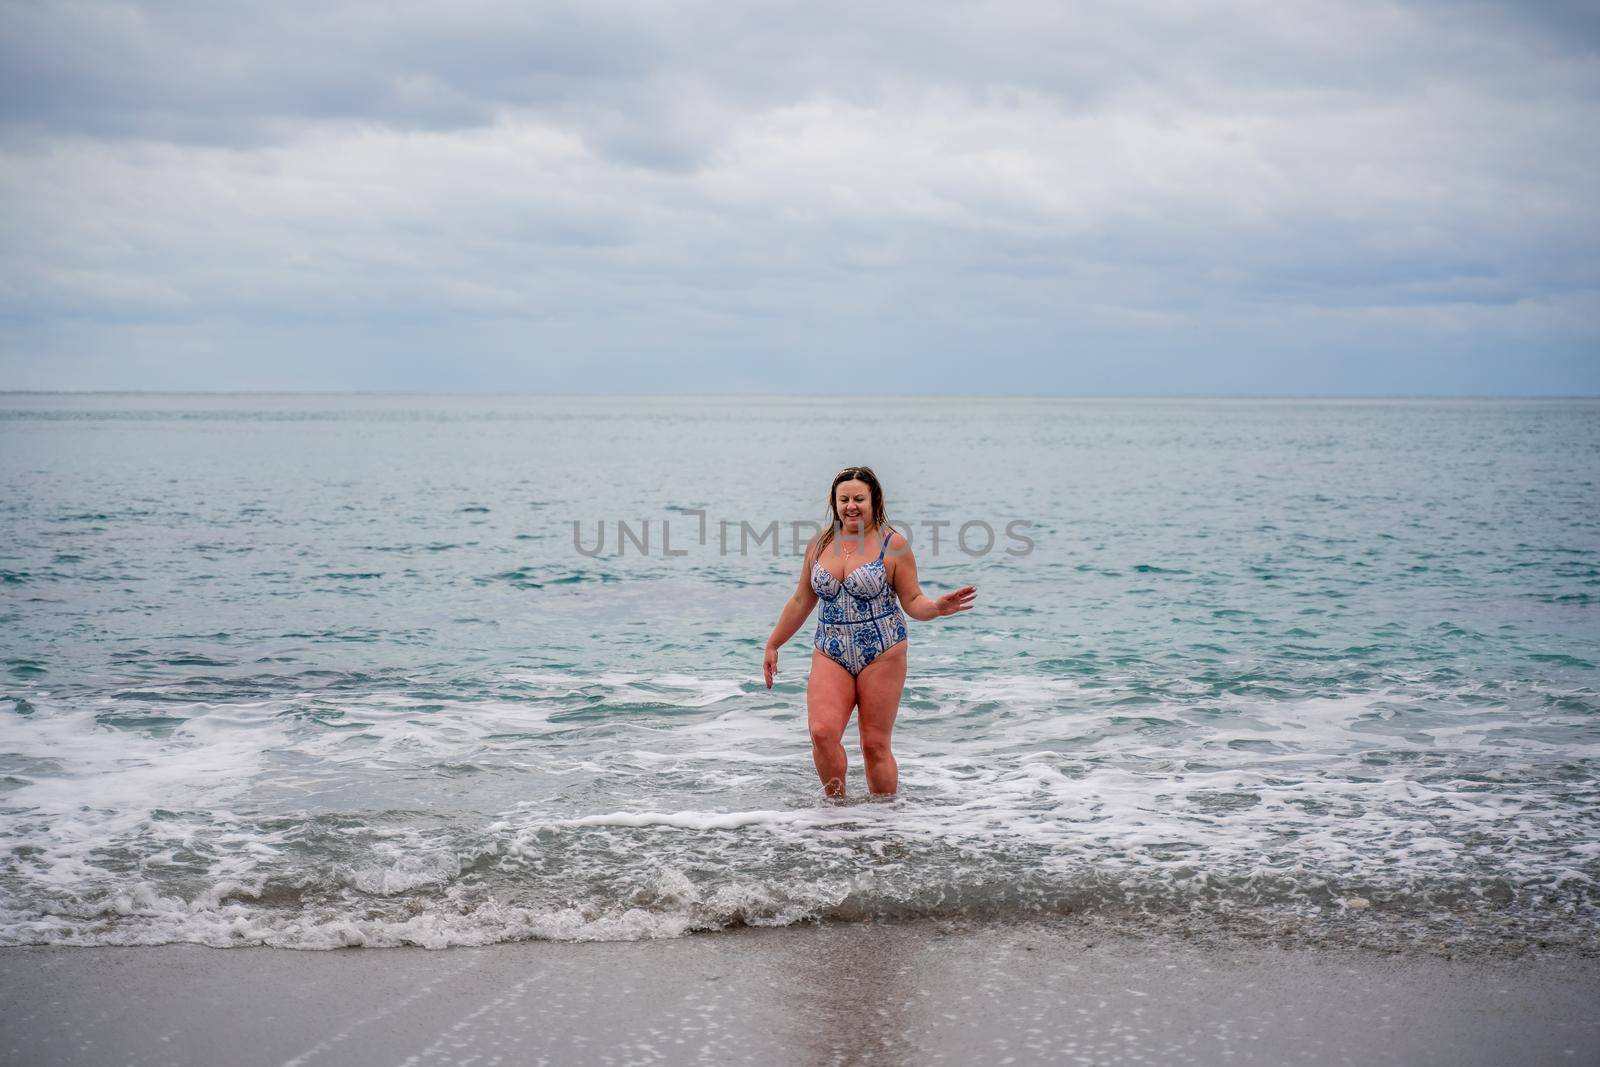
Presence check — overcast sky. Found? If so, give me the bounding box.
[1,0,1596,394]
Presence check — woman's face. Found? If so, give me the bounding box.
[834,479,872,530]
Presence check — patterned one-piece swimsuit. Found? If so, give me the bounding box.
[812,529,909,677]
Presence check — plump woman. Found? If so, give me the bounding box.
[764,466,977,798]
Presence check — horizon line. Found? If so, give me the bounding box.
[2,389,1597,401]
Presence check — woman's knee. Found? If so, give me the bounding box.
[810,724,845,748]
[860,731,894,762]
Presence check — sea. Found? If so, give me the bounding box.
[1,393,1596,954]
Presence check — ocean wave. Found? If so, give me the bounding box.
[1,841,1591,952]
[2,660,1597,955]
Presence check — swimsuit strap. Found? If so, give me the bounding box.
[876,529,893,561]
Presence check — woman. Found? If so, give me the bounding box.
[763,466,977,798]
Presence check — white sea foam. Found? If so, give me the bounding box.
[554,809,803,831]
[1,671,1595,951]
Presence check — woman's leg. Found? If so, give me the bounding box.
[807,650,857,797]
[855,646,908,796]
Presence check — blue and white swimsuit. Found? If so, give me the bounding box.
[812,529,909,677]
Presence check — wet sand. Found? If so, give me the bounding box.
[2,919,1596,1066]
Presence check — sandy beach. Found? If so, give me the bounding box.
[2,919,1595,1066]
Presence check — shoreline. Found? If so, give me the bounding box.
[3,918,1596,1066]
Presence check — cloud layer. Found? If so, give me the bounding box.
[2,0,1596,392]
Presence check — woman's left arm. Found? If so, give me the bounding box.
[890,539,977,622]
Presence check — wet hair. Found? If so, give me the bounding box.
[816,466,893,555]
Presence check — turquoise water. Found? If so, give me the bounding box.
[0,394,1596,951]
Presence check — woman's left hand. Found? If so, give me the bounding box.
[936,586,977,617]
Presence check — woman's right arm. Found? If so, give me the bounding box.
[764,536,822,688]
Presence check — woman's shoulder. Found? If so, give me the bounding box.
[881,524,912,560]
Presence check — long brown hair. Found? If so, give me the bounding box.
[816,465,893,555]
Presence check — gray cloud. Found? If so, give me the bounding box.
[0,0,1595,393]
[7,2,1592,151]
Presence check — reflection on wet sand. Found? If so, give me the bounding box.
[781,920,922,1067]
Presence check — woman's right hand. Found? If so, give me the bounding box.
[763,645,779,689]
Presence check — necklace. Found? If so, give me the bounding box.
[836,520,871,558]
